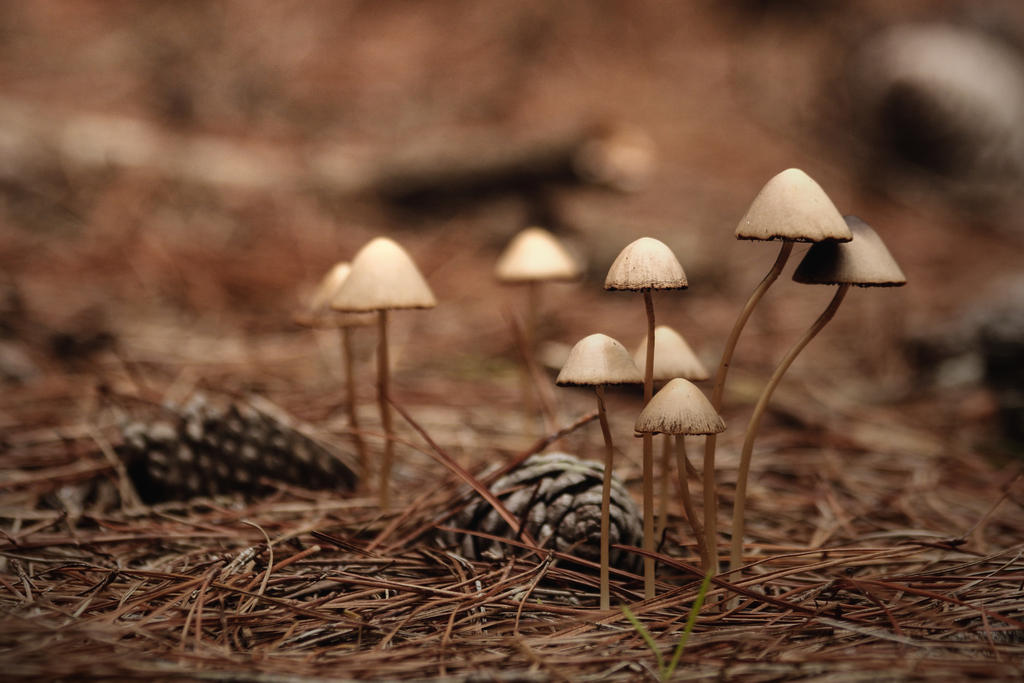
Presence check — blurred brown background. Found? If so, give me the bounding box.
[2,0,1023,452]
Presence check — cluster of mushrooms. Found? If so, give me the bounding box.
[299,167,906,611]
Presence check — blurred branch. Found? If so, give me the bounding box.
[364,123,654,207]
[0,97,652,200]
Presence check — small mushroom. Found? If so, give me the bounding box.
[703,168,851,576]
[729,216,905,574]
[296,262,373,478]
[634,378,725,572]
[333,237,437,511]
[496,227,582,433]
[605,237,687,599]
[301,262,350,325]
[296,262,375,329]
[633,325,709,538]
[495,227,582,285]
[556,333,643,610]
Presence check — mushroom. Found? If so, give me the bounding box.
[702,168,851,576]
[297,262,376,329]
[496,227,582,433]
[632,325,709,539]
[632,325,709,384]
[304,262,352,322]
[332,237,437,510]
[556,333,643,610]
[495,227,582,284]
[605,237,687,599]
[296,262,374,479]
[729,216,905,574]
[634,378,725,572]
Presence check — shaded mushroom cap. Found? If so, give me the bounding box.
[311,262,352,313]
[634,378,725,436]
[793,216,907,287]
[633,325,709,382]
[736,168,852,243]
[295,262,374,328]
[556,333,644,386]
[495,227,582,283]
[604,237,687,291]
[332,237,437,312]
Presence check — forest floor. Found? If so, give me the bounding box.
[1,2,1023,680]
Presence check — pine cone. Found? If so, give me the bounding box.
[454,452,641,569]
[118,393,357,503]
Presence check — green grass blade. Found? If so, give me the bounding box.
[621,602,664,675]
[663,571,713,680]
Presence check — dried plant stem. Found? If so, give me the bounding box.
[675,435,708,572]
[595,385,614,611]
[342,326,367,480]
[377,310,393,511]
[642,290,656,600]
[704,240,793,573]
[87,424,143,510]
[489,410,599,486]
[388,398,540,554]
[730,284,849,574]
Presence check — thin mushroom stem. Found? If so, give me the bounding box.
[528,281,561,431]
[595,384,614,611]
[377,309,393,511]
[709,241,795,410]
[643,291,655,404]
[526,280,540,355]
[703,240,793,573]
[657,434,671,539]
[641,289,656,599]
[729,284,849,574]
[675,435,708,571]
[342,326,367,481]
[520,281,540,436]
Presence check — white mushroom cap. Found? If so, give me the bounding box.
[495,227,582,283]
[793,216,907,287]
[735,168,853,243]
[634,378,725,436]
[633,325,709,382]
[556,333,644,386]
[604,237,688,291]
[332,237,437,312]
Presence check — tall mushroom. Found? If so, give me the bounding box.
[556,333,643,610]
[332,237,437,511]
[702,168,851,575]
[296,262,373,479]
[632,326,709,537]
[496,227,582,432]
[634,378,725,573]
[605,237,688,599]
[729,216,905,574]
